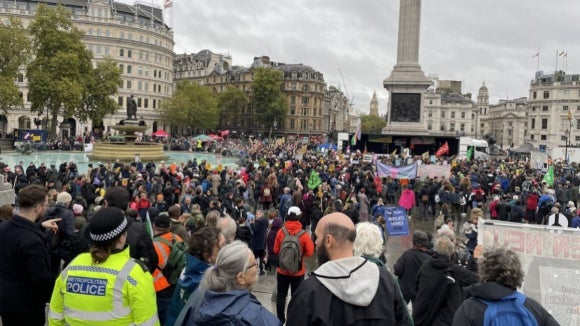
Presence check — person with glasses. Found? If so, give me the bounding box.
[175,241,281,326]
[0,185,61,326]
[165,227,225,326]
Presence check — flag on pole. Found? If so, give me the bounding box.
[164,0,173,8]
[466,146,474,161]
[391,148,397,155]
[543,165,554,186]
[568,109,573,122]
[355,126,362,141]
[363,142,368,154]
[144,211,154,238]
[351,134,356,146]
[308,170,322,190]
[532,51,539,58]
[559,50,566,56]
[422,151,429,160]
[435,142,449,157]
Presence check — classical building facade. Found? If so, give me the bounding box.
[324,85,350,133]
[174,53,334,142]
[484,98,528,149]
[424,90,477,138]
[2,0,174,137]
[527,70,580,151]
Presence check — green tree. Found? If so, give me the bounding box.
[78,58,122,125]
[159,81,219,133]
[251,67,288,138]
[27,4,93,139]
[218,86,248,128]
[0,16,30,113]
[360,114,387,133]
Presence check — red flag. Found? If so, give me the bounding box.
[164,0,173,8]
[435,142,449,157]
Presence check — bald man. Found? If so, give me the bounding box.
[286,213,410,326]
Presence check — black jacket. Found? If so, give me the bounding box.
[452,282,559,326]
[393,247,431,303]
[126,217,158,272]
[0,215,55,314]
[413,254,479,326]
[287,257,411,326]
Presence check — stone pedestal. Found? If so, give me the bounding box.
[0,174,15,206]
[383,0,432,135]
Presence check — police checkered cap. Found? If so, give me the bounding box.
[89,207,129,244]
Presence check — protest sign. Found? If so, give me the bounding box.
[384,206,409,237]
[478,220,580,325]
[417,164,451,180]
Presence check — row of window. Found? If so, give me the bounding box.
[118,96,159,109]
[532,90,580,100]
[119,49,172,67]
[118,79,169,94]
[288,119,322,130]
[117,64,170,80]
[87,28,171,50]
[426,122,473,133]
[288,106,321,116]
[427,111,476,119]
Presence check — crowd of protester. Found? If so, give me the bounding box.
[0,139,572,325]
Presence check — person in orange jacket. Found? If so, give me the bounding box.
[273,206,314,324]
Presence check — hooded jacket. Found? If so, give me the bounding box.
[165,253,211,326]
[452,282,559,326]
[413,253,479,326]
[181,289,281,326]
[286,256,411,326]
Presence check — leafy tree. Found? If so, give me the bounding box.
[360,114,387,133]
[218,86,248,127]
[251,67,288,138]
[78,58,122,125]
[27,4,93,139]
[0,16,30,113]
[159,81,219,133]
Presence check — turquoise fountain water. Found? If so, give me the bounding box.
[1,151,239,173]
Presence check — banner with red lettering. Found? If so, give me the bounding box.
[478,220,580,325]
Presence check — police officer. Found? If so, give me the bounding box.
[48,207,159,326]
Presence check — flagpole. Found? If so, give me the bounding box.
[555,49,558,72]
[536,49,540,72]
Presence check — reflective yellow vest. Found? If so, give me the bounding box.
[48,247,159,326]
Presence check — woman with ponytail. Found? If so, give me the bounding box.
[175,240,281,326]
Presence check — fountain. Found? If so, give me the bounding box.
[88,96,168,162]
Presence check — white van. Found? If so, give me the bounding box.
[458,137,490,160]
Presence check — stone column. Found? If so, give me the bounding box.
[396,0,421,66]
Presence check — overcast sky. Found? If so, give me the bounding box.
[152,0,580,115]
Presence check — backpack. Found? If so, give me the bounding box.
[154,235,187,285]
[474,291,538,326]
[278,227,306,273]
[263,187,271,197]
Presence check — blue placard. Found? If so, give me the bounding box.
[66,276,107,296]
[384,206,410,236]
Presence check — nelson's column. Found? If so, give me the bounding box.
[383,0,432,135]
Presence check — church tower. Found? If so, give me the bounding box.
[476,81,489,137]
[370,91,379,116]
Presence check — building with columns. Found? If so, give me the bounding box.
[3,0,174,139]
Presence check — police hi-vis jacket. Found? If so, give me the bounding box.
[48,247,159,326]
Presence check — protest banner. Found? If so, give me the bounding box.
[384,206,409,237]
[417,164,451,180]
[478,220,580,325]
[376,162,417,180]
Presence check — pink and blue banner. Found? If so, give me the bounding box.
[376,162,417,180]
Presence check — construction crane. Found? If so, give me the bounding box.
[338,68,355,108]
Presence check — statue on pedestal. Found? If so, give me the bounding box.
[127,95,137,120]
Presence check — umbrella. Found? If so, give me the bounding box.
[193,134,213,141]
[152,129,169,137]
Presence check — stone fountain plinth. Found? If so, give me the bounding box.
[88,120,168,162]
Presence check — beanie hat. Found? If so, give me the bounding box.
[155,212,171,228]
[56,192,72,204]
[72,204,84,215]
[89,207,129,244]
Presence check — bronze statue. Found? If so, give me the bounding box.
[127,95,137,120]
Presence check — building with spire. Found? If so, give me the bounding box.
[369,91,379,116]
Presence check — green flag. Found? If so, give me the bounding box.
[308,170,322,190]
[542,165,554,186]
[351,134,356,146]
[466,146,474,161]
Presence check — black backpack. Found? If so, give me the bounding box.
[278,227,305,273]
